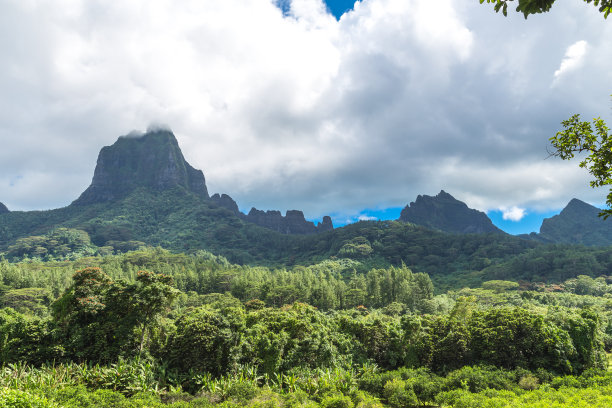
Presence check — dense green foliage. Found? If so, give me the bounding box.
[550,112,612,218]
[3,194,612,406]
[0,246,611,406]
[479,0,612,18]
[4,187,612,295]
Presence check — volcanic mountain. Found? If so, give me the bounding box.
[73,130,209,205]
[522,198,612,246]
[398,190,504,235]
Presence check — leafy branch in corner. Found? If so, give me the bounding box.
[549,110,612,218]
[479,0,611,18]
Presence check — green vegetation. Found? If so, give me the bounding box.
[550,110,612,218]
[479,0,612,18]
[0,246,611,406]
[4,186,612,294]
[3,154,612,406]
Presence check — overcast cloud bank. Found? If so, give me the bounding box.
[0,0,611,229]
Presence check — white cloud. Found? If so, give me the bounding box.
[0,0,610,221]
[501,206,526,222]
[554,40,588,80]
[358,214,378,221]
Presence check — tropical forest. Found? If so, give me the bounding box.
[2,0,612,407]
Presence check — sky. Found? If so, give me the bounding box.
[1,0,611,234]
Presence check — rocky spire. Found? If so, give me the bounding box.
[73,129,208,205]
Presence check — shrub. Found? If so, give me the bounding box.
[0,388,60,408]
[382,378,417,408]
[518,374,540,390]
[320,393,354,408]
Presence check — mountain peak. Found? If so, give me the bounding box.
[564,198,597,214]
[436,190,454,199]
[399,190,503,234]
[0,202,8,214]
[533,198,612,246]
[72,129,208,205]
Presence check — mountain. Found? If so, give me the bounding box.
[70,129,331,234]
[73,130,208,205]
[0,129,332,254]
[244,208,333,234]
[6,128,612,288]
[210,193,240,213]
[398,190,504,235]
[210,190,334,234]
[523,198,612,246]
[0,202,8,214]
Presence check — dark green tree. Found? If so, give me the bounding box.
[479,0,611,18]
[53,267,177,362]
[550,112,612,218]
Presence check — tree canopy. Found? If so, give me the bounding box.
[549,109,612,218]
[479,0,611,18]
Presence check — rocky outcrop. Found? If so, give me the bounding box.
[317,216,334,232]
[399,190,504,234]
[523,198,612,246]
[209,192,334,234]
[0,202,8,214]
[73,129,208,205]
[68,128,332,234]
[210,193,240,214]
[244,208,333,234]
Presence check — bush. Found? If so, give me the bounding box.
[518,374,540,390]
[320,393,354,408]
[443,366,517,393]
[382,378,417,408]
[227,381,259,404]
[352,391,384,408]
[0,388,60,408]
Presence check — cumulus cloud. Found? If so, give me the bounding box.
[0,0,611,224]
[501,206,526,222]
[554,40,588,80]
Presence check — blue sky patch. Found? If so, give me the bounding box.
[276,0,360,19]
[323,0,360,19]
[487,209,560,235]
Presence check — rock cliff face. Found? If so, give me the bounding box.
[399,190,504,234]
[68,128,331,234]
[317,216,334,232]
[209,193,334,234]
[0,202,8,214]
[72,130,208,205]
[210,193,240,214]
[524,198,612,246]
[244,208,333,234]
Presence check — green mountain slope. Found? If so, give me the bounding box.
[4,129,612,290]
[522,198,612,246]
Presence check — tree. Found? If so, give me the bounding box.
[53,267,177,362]
[129,271,179,355]
[549,111,612,218]
[479,0,611,18]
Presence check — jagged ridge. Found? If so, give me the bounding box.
[398,190,504,234]
[210,193,333,234]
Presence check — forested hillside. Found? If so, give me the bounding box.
[3,130,612,407]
